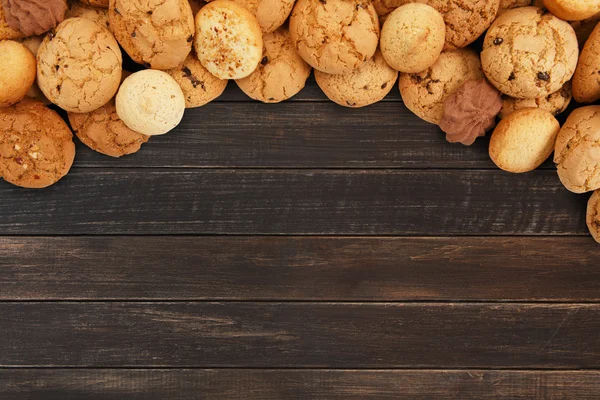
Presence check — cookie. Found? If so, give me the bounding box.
[543,0,600,21]
[587,190,600,243]
[0,98,75,188]
[573,22,600,103]
[0,5,24,40]
[0,40,36,108]
[289,0,379,75]
[194,0,263,79]
[554,106,600,194]
[166,52,227,108]
[481,7,579,99]
[571,12,600,47]
[206,0,294,33]
[116,70,185,136]
[109,0,194,70]
[499,82,572,119]
[80,0,109,8]
[1,0,67,36]
[380,3,445,73]
[68,98,149,157]
[37,18,122,113]
[17,35,49,104]
[371,0,406,21]
[490,108,560,173]
[399,48,484,124]
[315,50,397,108]
[499,0,532,12]
[67,1,111,32]
[236,28,312,103]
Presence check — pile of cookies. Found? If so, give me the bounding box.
[1,0,600,242]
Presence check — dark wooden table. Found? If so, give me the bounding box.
[1,79,600,399]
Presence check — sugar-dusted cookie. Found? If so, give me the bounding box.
[166,53,227,108]
[195,0,263,79]
[399,48,484,124]
[116,70,185,136]
[573,22,600,103]
[543,0,600,21]
[1,0,67,36]
[0,98,75,188]
[68,98,149,157]
[0,40,36,108]
[0,5,24,40]
[482,7,578,99]
[380,3,445,73]
[205,0,294,33]
[315,50,397,108]
[109,0,194,70]
[67,1,111,32]
[80,0,109,8]
[289,0,379,74]
[500,82,572,119]
[37,18,122,113]
[236,28,311,103]
[555,106,600,193]
[587,190,600,243]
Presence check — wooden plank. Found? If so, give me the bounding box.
[70,102,507,169]
[0,169,586,235]
[1,303,599,368]
[2,369,599,399]
[1,237,599,301]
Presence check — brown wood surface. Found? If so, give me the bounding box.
[2,369,599,400]
[1,236,599,301]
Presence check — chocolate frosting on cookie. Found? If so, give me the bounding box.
[439,79,502,146]
[1,0,67,36]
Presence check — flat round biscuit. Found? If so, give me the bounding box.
[289,0,379,74]
[315,50,397,108]
[236,28,312,103]
[499,82,572,119]
[68,98,149,158]
[0,98,75,188]
[573,22,600,103]
[543,0,600,21]
[481,7,579,99]
[205,0,294,33]
[195,0,263,79]
[37,18,122,113]
[0,40,36,108]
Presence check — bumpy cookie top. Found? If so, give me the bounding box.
[500,82,572,119]
[37,17,122,113]
[481,7,579,99]
[289,0,379,74]
[0,98,75,188]
[206,0,295,33]
[440,80,503,146]
[1,0,67,36]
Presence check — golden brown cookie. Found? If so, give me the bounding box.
[380,3,445,73]
[194,0,263,79]
[18,35,50,104]
[68,98,149,157]
[166,53,227,108]
[109,0,194,70]
[289,0,379,74]
[0,40,36,108]
[587,190,600,243]
[0,98,75,188]
[206,0,294,33]
[399,48,484,124]
[573,22,600,103]
[37,17,122,113]
[80,0,109,8]
[236,28,312,103]
[0,5,24,40]
[67,1,111,32]
[371,0,406,21]
[315,50,397,108]
[543,0,600,21]
[499,82,572,119]
[554,105,600,193]
[482,7,579,99]
[490,108,560,173]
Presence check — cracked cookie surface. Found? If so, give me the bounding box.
[289,0,379,75]
[587,189,600,243]
[0,40,36,108]
[0,98,75,188]
[205,0,294,33]
[500,81,572,119]
[166,52,227,107]
[554,105,600,194]
[109,0,194,70]
[194,0,263,79]
[315,49,397,108]
[399,48,484,124]
[69,98,149,157]
[236,28,312,103]
[481,6,578,99]
[573,22,600,103]
[37,17,122,113]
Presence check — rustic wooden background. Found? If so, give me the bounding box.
[1,79,600,399]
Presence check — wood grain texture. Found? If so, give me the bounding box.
[1,236,599,301]
[0,169,586,235]
[2,303,599,368]
[2,369,599,400]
